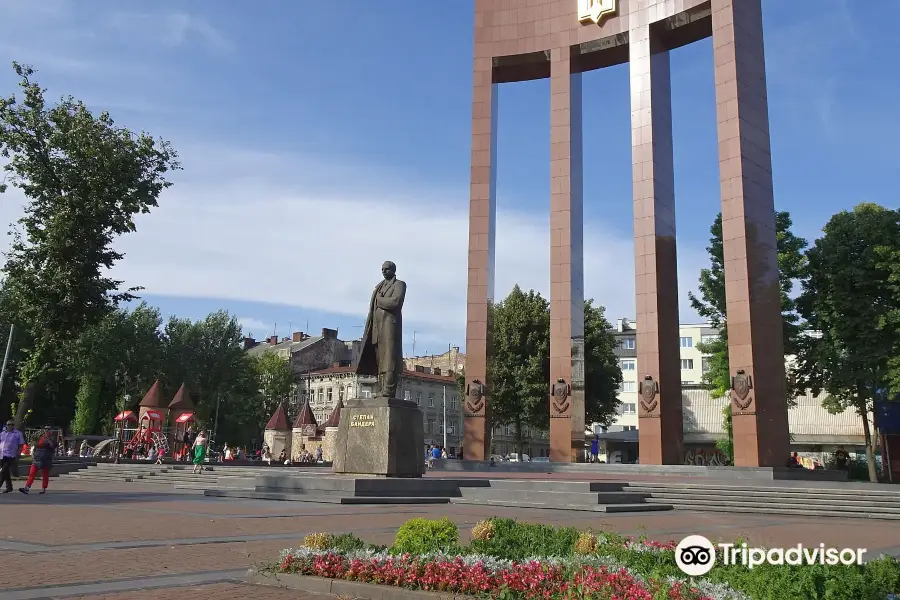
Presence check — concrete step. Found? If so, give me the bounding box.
[450,498,671,513]
[460,489,648,504]
[632,490,900,510]
[648,498,900,520]
[626,482,899,497]
[204,489,451,504]
[481,480,628,493]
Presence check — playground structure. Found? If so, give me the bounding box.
[110,381,196,460]
[123,409,169,456]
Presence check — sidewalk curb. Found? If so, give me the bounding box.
[244,569,471,600]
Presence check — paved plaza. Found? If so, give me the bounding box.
[1,474,899,600]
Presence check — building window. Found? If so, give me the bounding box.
[621,336,636,350]
[363,389,371,399]
[702,357,711,373]
[326,387,333,404]
[415,391,421,406]
[623,403,636,414]
[428,393,435,408]
[622,381,636,393]
[317,388,324,403]
[439,422,444,434]
[346,386,353,398]
[700,334,719,344]
[404,390,411,401]
[450,395,458,410]
[681,359,694,370]
[680,337,693,348]
[624,425,636,431]
[621,359,636,371]
[427,419,435,434]
[338,387,344,402]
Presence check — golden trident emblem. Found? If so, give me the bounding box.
[577,0,617,25]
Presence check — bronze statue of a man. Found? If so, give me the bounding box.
[356,261,406,399]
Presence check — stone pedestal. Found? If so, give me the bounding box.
[332,397,425,478]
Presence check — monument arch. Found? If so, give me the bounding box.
[463,0,790,467]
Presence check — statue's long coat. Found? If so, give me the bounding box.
[356,277,407,384]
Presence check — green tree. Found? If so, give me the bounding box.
[582,300,623,427]
[252,351,295,430]
[160,311,261,445]
[796,203,900,482]
[487,287,624,457]
[488,286,550,457]
[876,244,900,394]
[70,303,163,434]
[0,63,180,427]
[688,211,809,399]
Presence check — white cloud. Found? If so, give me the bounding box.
[2,140,711,348]
[237,317,272,338]
[104,11,234,55]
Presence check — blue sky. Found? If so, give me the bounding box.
[0,0,897,356]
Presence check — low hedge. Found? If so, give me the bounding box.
[273,517,900,600]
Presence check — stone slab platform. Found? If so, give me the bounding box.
[431,459,848,481]
[205,489,451,504]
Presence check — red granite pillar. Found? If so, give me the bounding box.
[463,56,497,461]
[548,48,586,463]
[629,24,684,465]
[712,0,790,467]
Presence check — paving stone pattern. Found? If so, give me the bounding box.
[0,476,898,599]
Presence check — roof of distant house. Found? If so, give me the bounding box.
[293,400,318,428]
[139,380,165,408]
[168,383,194,411]
[322,399,343,428]
[265,403,291,431]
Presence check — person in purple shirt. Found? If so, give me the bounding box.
[0,420,25,493]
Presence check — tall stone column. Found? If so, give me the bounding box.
[548,48,586,463]
[712,0,790,467]
[629,24,684,465]
[462,57,497,461]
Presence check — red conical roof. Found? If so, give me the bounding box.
[265,403,291,431]
[322,399,343,428]
[168,383,194,410]
[139,380,165,408]
[292,400,317,428]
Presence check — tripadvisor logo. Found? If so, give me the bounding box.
[676,535,867,577]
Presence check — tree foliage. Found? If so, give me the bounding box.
[795,203,900,482]
[488,286,550,456]
[688,211,808,400]
[0,63,180,425]
[252,350,296,430]
[487,286,623,454]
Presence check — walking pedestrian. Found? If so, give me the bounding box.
[191,430,209,474]
[1,420,25,493]
[20,425,57,495]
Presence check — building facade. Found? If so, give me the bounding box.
[600,318,872,464]
[404,347,466,377]
[299,365,465,454]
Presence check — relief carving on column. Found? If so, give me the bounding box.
[465,379,486,417]
[731,369,754,414]
[638,375,659,417]
[550,378,571,418]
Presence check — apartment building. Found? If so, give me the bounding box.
[608,318,719,432]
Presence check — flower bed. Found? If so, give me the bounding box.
[268,518,900,600]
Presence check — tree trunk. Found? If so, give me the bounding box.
[514,417,524,459]
[861,406,878,483]
[13,380,38,429]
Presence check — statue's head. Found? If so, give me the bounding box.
[381,261,396,280]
